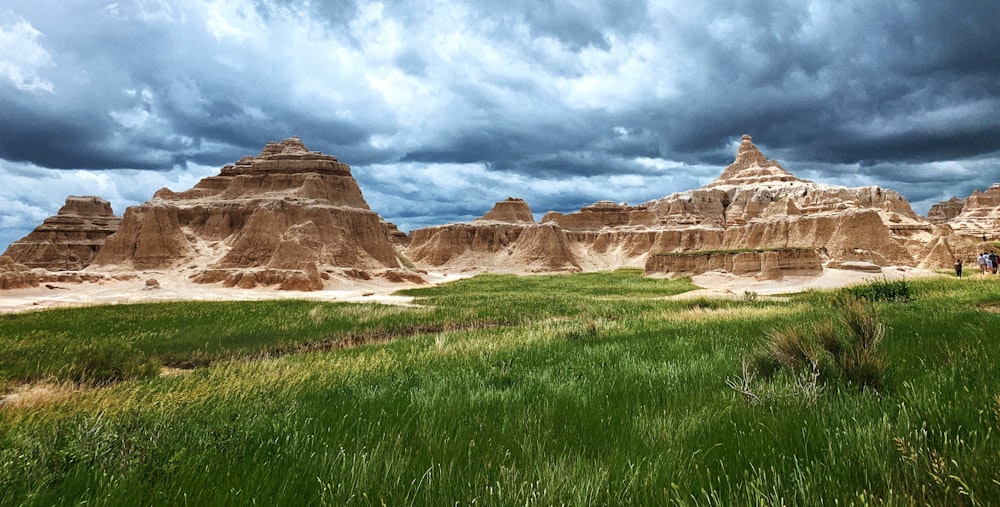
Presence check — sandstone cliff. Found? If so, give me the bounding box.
[92,137,409,290]
[3,196,121,271]
[645,248,823,279]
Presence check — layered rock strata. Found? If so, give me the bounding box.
[3,196,121,270]
[477,197,535,223]
[92,137,408,290]
[645,248,823,279]
[928,197,965,225]
[406,199,580,273]
[942,184,1000,240]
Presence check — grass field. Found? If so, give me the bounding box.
[1,269,999,505]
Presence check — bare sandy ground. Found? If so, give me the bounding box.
[674,264,941,299]
[0,270,471,314]
[0,265,944,314]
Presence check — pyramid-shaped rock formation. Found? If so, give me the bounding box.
[92,137,406,290]
[3,196,121,271]
[705,135,802,189]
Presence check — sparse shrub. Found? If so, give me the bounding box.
[766,326,813,370]
[834,297,886,388]
[746,296,888,398]
[743,290,759,302]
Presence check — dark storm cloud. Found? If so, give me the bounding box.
[0,0,998,248]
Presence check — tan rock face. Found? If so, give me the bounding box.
[406,222,581,273]
[645,248,823,279]
[928,197,965,224]
[92,137,404,290]
[3,196,121,270]
[0,255,38,289]
[541,201,657,230]
[945,184,1000,240]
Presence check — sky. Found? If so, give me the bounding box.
[1,0,998,250]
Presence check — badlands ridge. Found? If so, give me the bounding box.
[1,135,997,310]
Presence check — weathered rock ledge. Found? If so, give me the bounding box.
[645,248,824,279]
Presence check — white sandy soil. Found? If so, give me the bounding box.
[0,265,945,314]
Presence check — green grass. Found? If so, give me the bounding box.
[2,270,1000,505]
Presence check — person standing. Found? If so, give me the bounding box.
[991,251,999,275]
[955,258,963,278]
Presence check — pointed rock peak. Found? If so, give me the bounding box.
[259,136,309,157]
[706,134,806,189]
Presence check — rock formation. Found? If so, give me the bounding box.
[3,196,121,270]
[645,248,823,279]
[92,137,412,290]
[940,184,1000,240]
[407,134,942,278]
[928,197,965,225]
[919,184,1000,269]
[477,197,535,224]
[0,255,38,289]
[406,198,580,273]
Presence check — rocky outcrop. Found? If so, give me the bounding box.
[542,201,657,230]
[645,248,823,279]
[92,137,409,290]
[3,196,121,270]
[927,197,965,225]
[0,256,38,289]
[406,199,580,273]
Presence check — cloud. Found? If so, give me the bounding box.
[0,11,54,92]
[0,0,998,250]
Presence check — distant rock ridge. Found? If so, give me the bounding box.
[7,134,998,292]
[3,196,121,271]
[92,137,414,290]
[406,134,952,277]
[407,197,580,273]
